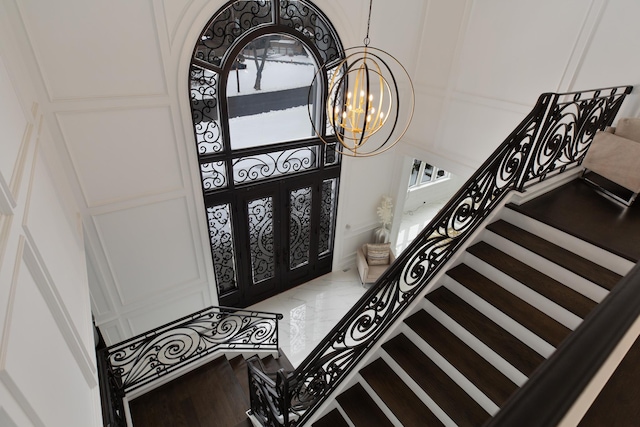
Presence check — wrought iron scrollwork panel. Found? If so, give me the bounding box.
[318,178,337,256]
[207,204,238,295]
[107,308,281,393]
[289,187,312,269]
[279,0,341,65]
[522,87,631,186]
[190,66,224,155]
[233,146,319,184]
[201,161,228,190]
[195,1,274,67]
[248,196,276,284]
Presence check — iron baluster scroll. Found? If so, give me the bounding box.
[246,85,632,426]
[105,306,283,394]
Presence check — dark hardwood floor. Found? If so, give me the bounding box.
[128,353,293,427]
[509,176,640,263]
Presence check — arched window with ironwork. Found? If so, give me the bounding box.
[189,0,345,307]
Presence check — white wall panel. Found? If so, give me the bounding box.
[57,107,183,207]
[85,244,114,317]
[0,53,28,205]
[101,321,126,346]
[93,197,200,306]
[0,406,20,427]
[127,289,207,336]
[414,0,468,89]
[455,0,589,104]
[406,89,445,147]
[17,0,166,100]
[22,142,89,346]
[2,253,97,427]
[436,97,528,168]
[571,0,640,99]
[162,0,193,47]
[368,0,428,75]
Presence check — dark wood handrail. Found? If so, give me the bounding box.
[486,262,640,427]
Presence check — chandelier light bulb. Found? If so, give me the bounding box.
[307,0,414,157]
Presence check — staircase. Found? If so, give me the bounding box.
[128,352,295,427]
[312,201,633,427]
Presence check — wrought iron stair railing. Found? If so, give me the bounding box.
[246,85,633,426]
[98,305,283,426]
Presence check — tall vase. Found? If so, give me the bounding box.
[373,225,390,243]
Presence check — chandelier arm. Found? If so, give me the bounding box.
[309,43,414,157]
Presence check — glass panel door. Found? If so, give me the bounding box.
[289,186,313,270]
[238,184,281,302]
[247,196,276,284]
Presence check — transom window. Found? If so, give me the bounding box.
[409,159,450,189]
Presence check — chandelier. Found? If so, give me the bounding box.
[310,0,415,157]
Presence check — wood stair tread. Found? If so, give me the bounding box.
[428,287,545,376]
[406,309,518,406]
[233,418,254,427]
[229,355,250,400]
[360,358,445,427]
[312,408,350,427]
[487,219,621,290]
[129,356,249,427]
[468,241,597,318]
[383,334,490,427]
[336,382,394,427]
[447,264,572,347]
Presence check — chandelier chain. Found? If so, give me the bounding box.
[364,0,373,46]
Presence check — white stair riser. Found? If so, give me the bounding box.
[462,251,582,330]
[422,299,529,386]
[444,276,556,358]
[482,230,609,303]
[500,208,634,276]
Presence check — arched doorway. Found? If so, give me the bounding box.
[188,1,345,307]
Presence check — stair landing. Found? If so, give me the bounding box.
[128,352,293,427]
[509,177,640,263]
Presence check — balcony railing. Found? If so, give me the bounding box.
[98,305,282,426]
[246,85,633,426]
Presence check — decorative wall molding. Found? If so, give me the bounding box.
[55,105,185,209]
[0,406,20,427]
[0,180,13,216]
[556,0,608,93]
[19,143,97,387]
[48,94,172,113]
[15,0,168,102]
[0,371,45,427]
[85,241,115,319]
[20,235,97,387]
[91,196,204,308]
[8,122,34,203]
[125,288,208,336]
[449,90,535,115]
[0,238,54,427]
[0,236,24,371]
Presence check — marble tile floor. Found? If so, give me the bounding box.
[247,199,450,368]
[247,268,367,367]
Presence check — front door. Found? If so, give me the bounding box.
[234,174,336,306]
[188,13,346,308]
